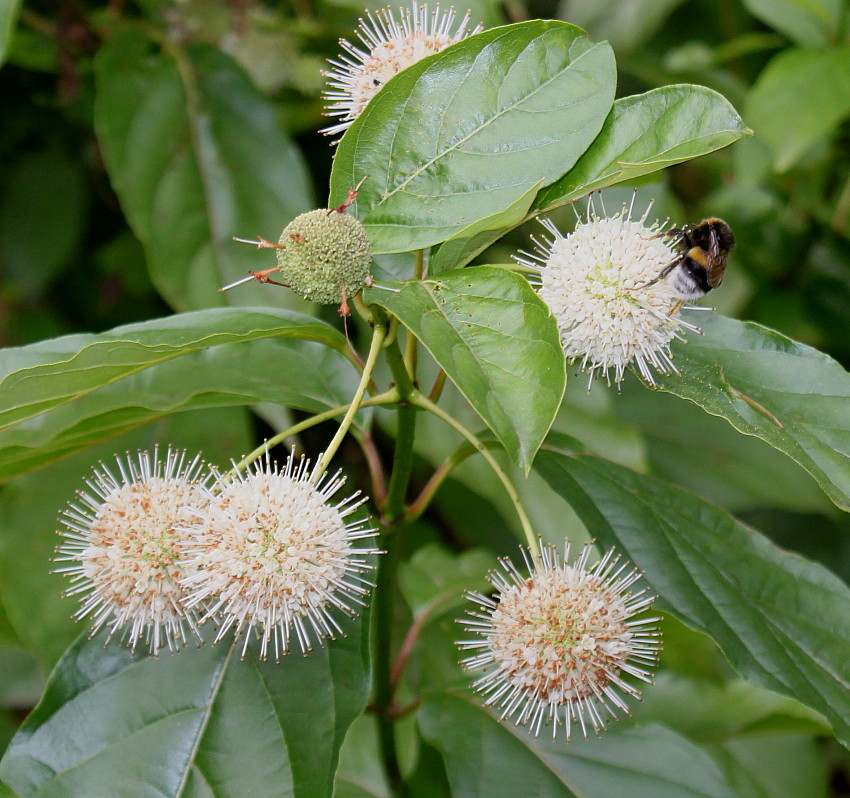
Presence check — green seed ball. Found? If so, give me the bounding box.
[275,209,372,305]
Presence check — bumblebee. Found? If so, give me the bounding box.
[642,218,735,306]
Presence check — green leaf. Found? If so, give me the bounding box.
[640,673,831,741]
[330,21,615,254]
[0,620,370,798]
[710,735,829,798]
[536,85,751,210]
[0,307,348,435]
[0,339,357,482]
[419,693,738,798]
[0,0,21,66]
[398,544,495,619]
[741,0,842,46]
[534,436,850,749]
[428,182,542,273]
[94,33,313,310]
[615,386,831,513]
[0,781,21,798]
[0,148,87,299]
[747,47,850,172]
[365,268,565,471]
[561,0,687,53]
[657,313,850,511]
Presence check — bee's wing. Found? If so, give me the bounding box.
[706,228,726,288]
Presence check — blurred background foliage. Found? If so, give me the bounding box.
[2,0,850,794]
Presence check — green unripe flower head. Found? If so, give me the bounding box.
[275,209,372,305]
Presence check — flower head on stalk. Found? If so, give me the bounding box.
[322,1,481,139]
[55,447,213,655]
[459,541,661,741]
[516,199,702,388]
[180,452,380,660]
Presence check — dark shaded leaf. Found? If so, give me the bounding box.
[0,616,370,798]
[94,33,313,310]
[419,693,738,798]
[535,436,850,749]
[657,313,850,511]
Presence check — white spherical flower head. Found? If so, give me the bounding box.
[55,448,213,655]
[459,542,661,741]
[517,203,702,387]
[180,454,380,660]
[322,2,481,138]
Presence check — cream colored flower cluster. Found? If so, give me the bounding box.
[56,447,379,658]
[322,2,481,138]
[459,542,661,740]
[517,202,703,388]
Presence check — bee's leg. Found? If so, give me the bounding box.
[636,259,678,290]
[670,300,684,315]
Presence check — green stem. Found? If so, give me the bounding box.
[382,405,417,522]
[409,390,540,561]
[402,250,424,378]
[405,441,482,523]
[223,390,397,481]
[311,321,387,483]
[372,527,405,794]
[381,333,418,520]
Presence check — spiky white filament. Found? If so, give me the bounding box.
[459,541,661,741]
[322,2,481,137]
[516,201,701,387]
[55,447,213,655]
[179,452,380,660]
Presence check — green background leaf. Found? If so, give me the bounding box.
[657,313,850,511]
[330,20,615,253]
[0,0,21,66]
[94,32,313,310]
[535,436,850,749]
[536,85,751,210]
[741,0,842,46]
[746,47,850,171]
[365,268,565,471]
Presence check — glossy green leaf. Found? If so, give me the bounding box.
[0,618,370,798]
[657,313,850,511]
[537,85,751,210]
[747,47,850,172]
[330,21,615,254]
[0,409,253,670]
[741,0,842,46]
[428,182,542,273]
[0,339,357,482]
[365,267,565,471]
[535,436,850,749]
[419,693,738,798]
[0,0,21,66]
[0,307,348,435]
[94,32,313,310]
